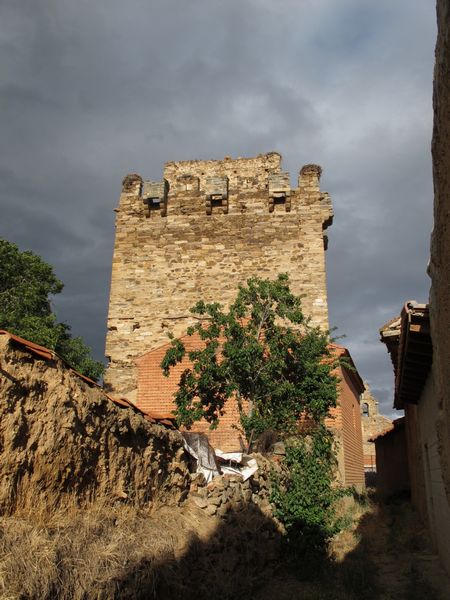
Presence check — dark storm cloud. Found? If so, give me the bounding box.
[0,0,437,416]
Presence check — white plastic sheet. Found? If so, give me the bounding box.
[182,433,259,483]
[182,432,220,483]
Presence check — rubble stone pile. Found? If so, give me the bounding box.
[188,455,285,526]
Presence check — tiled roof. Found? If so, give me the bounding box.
[368,417,404,442]
[0,329,56,361]
[329,343,365,395]
[380,302,432,410]
[0,330,175,427]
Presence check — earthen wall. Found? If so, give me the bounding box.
[416,372,450,575]
[375,426,410,498]
[430,0,450,507]
[404,403,428,522]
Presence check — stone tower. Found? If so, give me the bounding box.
[105,152,333,400]
[360,382,392,473]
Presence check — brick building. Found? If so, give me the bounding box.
[137,336,365,488]
[324,345,365,488]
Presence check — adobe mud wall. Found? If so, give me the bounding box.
[375,425,410,498]
[430,0,450,505]
[105,152,333,399]
[0,334,190,511]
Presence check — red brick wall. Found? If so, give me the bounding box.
[324,366,364,488]
[136,335,246,451]
[363,453,377,471]
[336,366,365,487]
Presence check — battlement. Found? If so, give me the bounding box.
[106,152,334,399]
[165,151,282,178]
[118,153,330,221]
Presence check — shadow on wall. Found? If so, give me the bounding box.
[111,501,376,600]
[146,504,282,600]
[365,470,377,487]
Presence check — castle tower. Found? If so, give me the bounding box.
[105,152,333,400]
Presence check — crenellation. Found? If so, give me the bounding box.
[105,152,334,398]
[121,173,142,193]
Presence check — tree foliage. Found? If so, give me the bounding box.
[161,274,338,439]
[162,274,348,567]
[0,238,104,381]
[271,426,345,574]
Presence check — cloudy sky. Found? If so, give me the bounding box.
[0,0,436,416]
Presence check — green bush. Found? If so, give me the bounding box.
[162,274,343,573]
[271,427,344,576]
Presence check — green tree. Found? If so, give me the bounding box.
[161,274,338,440]
[0,238,104,381]
[162,274,345,568]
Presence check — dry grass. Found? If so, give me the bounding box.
[4,491,446,600]
[256,493,450,600]
[0,499,195,600]
[0,495,280,600]
[255,492,379,600]
[0,494,365,600]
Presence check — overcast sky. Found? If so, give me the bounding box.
[0,0,436,416]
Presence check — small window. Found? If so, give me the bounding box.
[362,402,369,417]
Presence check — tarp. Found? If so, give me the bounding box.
[182,433,259,483]
[182,432,220,483]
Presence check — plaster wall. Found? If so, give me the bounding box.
[375,427,410,498]
[417,373,450,575]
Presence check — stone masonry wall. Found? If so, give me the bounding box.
[105,152,333,399]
